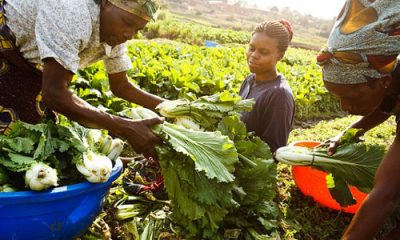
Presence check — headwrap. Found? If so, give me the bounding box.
[317,0,400,84]
[108,0,158,21]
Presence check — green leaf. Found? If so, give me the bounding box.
[217,115,248,141]
[326,173,356,207]
[0,153,36,172]
[163,122,238,182]
[157,92,254,130]
[160,153,206,220]
[276,142,385,193]
[339,128,364,145]
[33,126,57,161]
[235,158,277,205]
[1,136,35,154]
[314,143,384,192]
[158,146,235,238]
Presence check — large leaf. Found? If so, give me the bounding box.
[217,115,248,142]
[313,143,384,192]
[162,122,238,183]
[158,146,235,238]
[326,173,356,207]
[275,142,385,193]
[234,158,277,205]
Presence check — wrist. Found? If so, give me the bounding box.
[108,115,127,137]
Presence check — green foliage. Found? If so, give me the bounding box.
[157,91,254,130]
[0,120,122,189]
[77,40,340,121]
[127,40,248,100]
[0,166,10,185]
[0,121,87,188]
[158,146,236,238]
[73,64,136,114]
[143,18,251,45]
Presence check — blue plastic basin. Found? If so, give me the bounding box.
[204,40,218,47]
[0,159,123,240]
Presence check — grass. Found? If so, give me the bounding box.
[278,115,396,239]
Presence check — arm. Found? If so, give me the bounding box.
[348,108,390,132]
[328,108,390,154]
[342,133,400,240]
[41,58,162,156]
[108,71,165,110]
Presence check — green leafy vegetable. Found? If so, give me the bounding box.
[156,91,254,130]
[275,132,385,206]
[275,143,384,193]
[121,107,238,183]
[0,120,123,190]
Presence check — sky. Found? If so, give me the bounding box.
[243,0,346,20]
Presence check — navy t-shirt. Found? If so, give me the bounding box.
[239,73,295,152]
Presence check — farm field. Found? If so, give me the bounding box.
[74,34,396,239]
[1,2,395,239]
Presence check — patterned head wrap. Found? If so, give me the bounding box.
[317,0,400,84]
[108,0,158,21]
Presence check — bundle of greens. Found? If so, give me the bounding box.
[156,91,254,130]
[0,120,124,191]
[275,129,385,207]
[122,107,238,183]
[217,116,280,239]
[117,102,280,239]
[121,107,238,238]
[82,118,280,239]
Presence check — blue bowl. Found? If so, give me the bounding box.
[0,159,123,240]
[204,40,218,47]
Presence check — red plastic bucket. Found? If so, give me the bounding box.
[290,141,368,214]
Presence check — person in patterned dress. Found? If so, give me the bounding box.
[316,0,400,239]
[0,0,164,157]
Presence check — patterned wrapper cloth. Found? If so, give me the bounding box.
[0,0,47,134]
[317,0,400,84]
[108,0,159,21]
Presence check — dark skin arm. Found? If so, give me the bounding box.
[341,68,400,239]
[327,108,390,155]
[108,71,165,110]
[341,133,400,240]
[41,58,163,156]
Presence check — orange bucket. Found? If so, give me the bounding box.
[290,141,368,214]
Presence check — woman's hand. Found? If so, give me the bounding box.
[115,117,164,158]
[324,131,345,155]
[323,128,365,155]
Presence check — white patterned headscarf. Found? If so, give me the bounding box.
[317,0,400,84]
[108,0,158,21]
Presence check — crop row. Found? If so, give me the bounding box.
[76,40,340,120]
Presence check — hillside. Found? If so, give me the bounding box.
[163,0,336,50]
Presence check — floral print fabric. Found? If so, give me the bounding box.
[5,0,132,74]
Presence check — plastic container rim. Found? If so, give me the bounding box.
[0,158,123,202]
